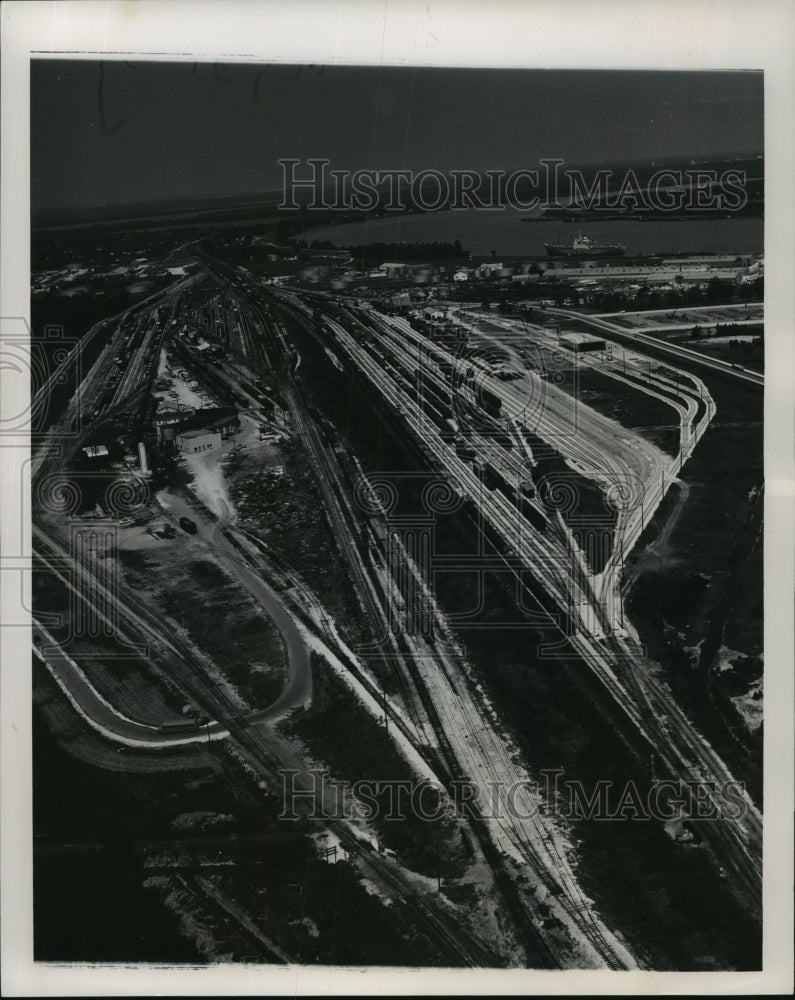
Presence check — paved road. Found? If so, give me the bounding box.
[33,621,216,747]
[547,307,763,387]
[158,492,313,725]
[33,508,311,743]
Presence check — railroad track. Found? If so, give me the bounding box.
[190,255,760,959]
[34,517,493,967]
[283,292,761,924]
[189,263,574,965]
[264,292,633,969]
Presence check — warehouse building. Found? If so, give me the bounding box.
[176,428,222,454]
[560,331,606,354]
[176,406,239,438]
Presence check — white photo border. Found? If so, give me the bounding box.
[2,0,793,995]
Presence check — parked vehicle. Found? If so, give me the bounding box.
[158,719,200,734]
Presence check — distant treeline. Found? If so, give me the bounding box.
[714,322,764,337]
[583,276,764,313]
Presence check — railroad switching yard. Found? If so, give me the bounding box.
[31,228,764,971]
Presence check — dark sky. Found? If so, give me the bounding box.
[31,61,763,213]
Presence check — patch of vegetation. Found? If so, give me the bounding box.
[35,852,205,963]
[342,239,468,267]
[628,568,710,629]
[227,444,365,648]
[550,364,680,457]
[31,564,189,721]
[33,707,221,962]
[33,706,446,965]
[188,558,229,586]
[675,333,764,373]
[283,656,468,882]
[717,654,763,697]
[118,546,287,710]
[575,815,762,971]
[217,855,449,966]
[622,382,763,796]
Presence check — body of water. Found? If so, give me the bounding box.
[301,209,763,258]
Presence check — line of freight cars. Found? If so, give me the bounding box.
[376,355,545,529]
[471,457,548,533]
[309,306,548,534]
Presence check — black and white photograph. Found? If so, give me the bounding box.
[1,1,793,995]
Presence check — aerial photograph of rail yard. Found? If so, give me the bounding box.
[28,59,765,972]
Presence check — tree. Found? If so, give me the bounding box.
[706,276,732,303]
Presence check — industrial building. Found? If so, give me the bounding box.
[154,402,189,443]
[156,404,239,452]
[560,331,606,353]
[177,406,239,438]
[176,428,222,454]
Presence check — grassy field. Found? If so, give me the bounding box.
[116,543,287,711]
[670,333,764,374]
[545,362,681,457]
[32,564,191,724]
[282,655,470,881]
[624,371,763,797]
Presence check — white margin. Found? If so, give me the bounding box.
[2,0,793,995]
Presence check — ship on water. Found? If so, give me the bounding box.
[544,233,626,257]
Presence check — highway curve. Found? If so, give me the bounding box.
[162,492,313,725]
[33,621,218,747]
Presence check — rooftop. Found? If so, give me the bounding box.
[177,427,220,440]
[177,406,238,435]
[560,331,605,346]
